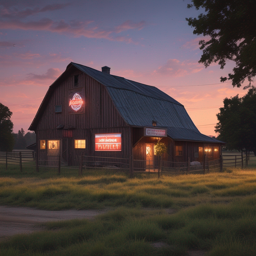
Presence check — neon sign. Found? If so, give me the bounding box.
[95,133,121,151]
[69,93,83,111]
[144,128,167,137]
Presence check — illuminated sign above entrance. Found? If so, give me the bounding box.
[69,93,84,112]
[95,133,122,151]
[144,128,167,137]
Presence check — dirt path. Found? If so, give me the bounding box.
[0,206,106,241]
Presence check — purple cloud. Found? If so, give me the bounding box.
[154,59,204,77]
[27,68,61,80]
[0,3,70,18]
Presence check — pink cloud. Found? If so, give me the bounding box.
[27,68,61,80]
[154,59,204,77]
[0,18,139,43]
[115,20,146,33]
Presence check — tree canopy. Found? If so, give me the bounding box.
[215,87,256,153]
[187,0,256,88]
[0,103,14,151]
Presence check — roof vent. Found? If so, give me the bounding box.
[102,66,110,74]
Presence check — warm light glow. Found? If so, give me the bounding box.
[214,148,218,152]
[48,140,59,150]
[74,139,86,149]
[40,140,46,150]
[69,93,83,111]
[175,145,183,156]
[146,146,151,155]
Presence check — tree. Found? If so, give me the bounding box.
[215,87,256,154]
[187,0,256,88]
[0,103,14,151]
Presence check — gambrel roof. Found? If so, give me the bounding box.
[29,62,223,143]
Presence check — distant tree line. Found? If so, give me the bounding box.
[12,128,36,149]
[0,102,35,151]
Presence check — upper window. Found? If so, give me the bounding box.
[74,75,79,87]
[55,105,62,113]
[175,145,183,156]
[74,139,86,149]
[40,140,46,150]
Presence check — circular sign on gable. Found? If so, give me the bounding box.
[69,93,83,111]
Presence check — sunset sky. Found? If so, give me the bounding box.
[0,0,247,136]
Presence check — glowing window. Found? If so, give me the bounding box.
[175,145,183,156]
[40,140,46,150]
[74,140,86,149]
[48,140,60,150]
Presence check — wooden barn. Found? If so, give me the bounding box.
[29,62,224,170]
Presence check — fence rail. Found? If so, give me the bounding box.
[1,150,254,176]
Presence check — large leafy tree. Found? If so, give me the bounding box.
[0,103,14,151]
[215,88,256,154]
[187,0,256,88]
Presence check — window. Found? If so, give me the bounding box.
[74,75,79,87]
[40,140,46,150]
[55,105,62,113]
[74,139,86,149]
[175,145,183,156]
[48,140,60,150]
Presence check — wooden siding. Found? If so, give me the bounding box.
[36,68,129,162]
[37,69,126,131]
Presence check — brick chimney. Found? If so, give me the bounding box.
[102,66,110,74]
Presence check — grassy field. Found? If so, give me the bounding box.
[1,162,256,255]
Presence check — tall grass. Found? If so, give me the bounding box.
[1,165,256,210]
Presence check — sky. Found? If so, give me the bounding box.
[0,0,247,136]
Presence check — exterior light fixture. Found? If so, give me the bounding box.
[152,120,157,127]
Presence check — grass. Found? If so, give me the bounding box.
[1,161,256,255]
[1,161,256,210]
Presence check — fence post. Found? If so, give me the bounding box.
[203,154,206,174]
[241,151,243,169]
[158,156,161,179]
[187,157,190,174]
[235,155,236,168]
[36,152,39,172]
[79,155,83,175]
[207,155,209,173]
[19,152,22,172]
[130,153,134,177]
[6,151,7,170]
[58,154,61,175]
[220,155,223,172]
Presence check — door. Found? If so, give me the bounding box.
[62,138,68,164]
[146,143,154,170]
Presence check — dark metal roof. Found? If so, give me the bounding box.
[29,62,223,144]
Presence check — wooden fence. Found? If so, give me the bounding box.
[222,152,253,168]
[0,150,35,172]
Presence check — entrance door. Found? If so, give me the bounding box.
[146,143,154,170]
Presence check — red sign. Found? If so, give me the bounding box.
[69,93,84,112]
[144,128,167,137]
[95,133,122,151]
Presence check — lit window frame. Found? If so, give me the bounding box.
[175,145,183,156]
[74,139,86,149]
[40,140,46,150]
[48,140,60,150]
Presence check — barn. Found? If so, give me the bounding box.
[29,62,224,170]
